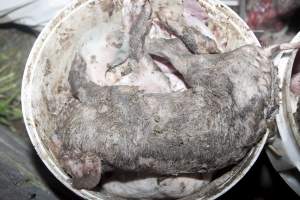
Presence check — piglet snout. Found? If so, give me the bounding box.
[61,152,102,190]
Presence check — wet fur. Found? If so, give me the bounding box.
[53,0,277,190]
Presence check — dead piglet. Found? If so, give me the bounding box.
[58,44,273,190]
[52,0,300,191]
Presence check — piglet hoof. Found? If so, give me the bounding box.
[62,152,102,190]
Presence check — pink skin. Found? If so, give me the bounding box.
[183,0,208,20]
[50,133,101,189]
[291,51,300,95]
[291,73,300,95]
[62,152,102,190]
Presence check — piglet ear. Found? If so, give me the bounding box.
[291,73,300,96]
[63,153,102,190]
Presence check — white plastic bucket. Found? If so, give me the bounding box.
[267,32,300,196]
[21,0,267,199]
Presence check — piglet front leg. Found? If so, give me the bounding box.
[107,0,152,72]
[154,0,220,54]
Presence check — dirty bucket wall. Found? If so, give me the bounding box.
[267,31,300,196]
[21,0,266,199]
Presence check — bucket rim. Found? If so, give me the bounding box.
[21,0,266,199]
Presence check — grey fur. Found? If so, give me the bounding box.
[54,43,275,189]
[52,0,277,190]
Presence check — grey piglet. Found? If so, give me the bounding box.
[51,0,300,190]
[53,43,278,189]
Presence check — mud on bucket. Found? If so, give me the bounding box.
[21,0,267,199]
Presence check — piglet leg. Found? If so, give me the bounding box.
[107,0,152,72]
[146,37,217,76]
[156,5,219,54]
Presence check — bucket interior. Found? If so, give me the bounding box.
[22,0,266,199]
